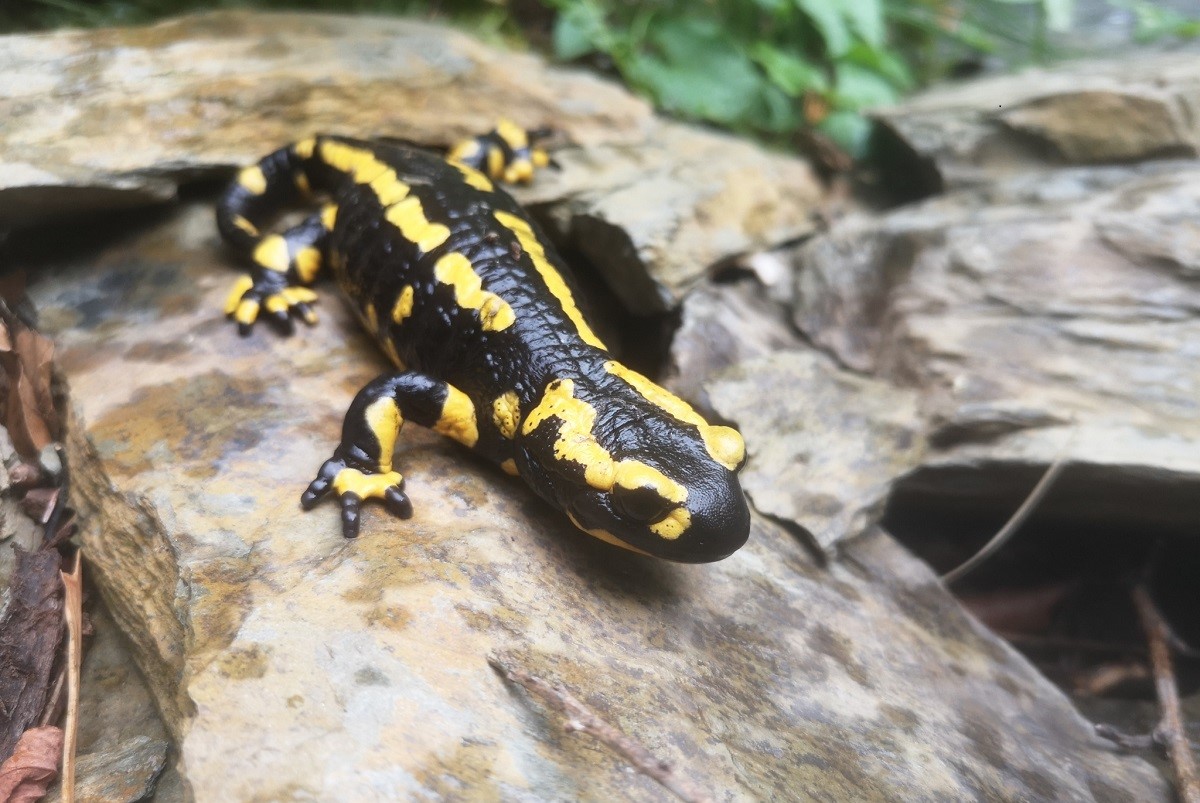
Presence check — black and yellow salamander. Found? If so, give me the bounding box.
[216,121,750,562]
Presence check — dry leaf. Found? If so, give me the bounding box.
[0,305,58,460]
[0,726,62,803]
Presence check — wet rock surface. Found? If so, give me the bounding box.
[0,10,821,308]
[789,160,1200,537]
[26,201,1165,800]
[3,9,1185,802]
[871,52,1200,192]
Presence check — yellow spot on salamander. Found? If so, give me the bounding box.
[452,162,494,192]
[371,170,410,206]
[491,391,521,440]
[364,397,403,472]
[333,467,405,500]
[386,196,451,253]
[567,512,653,556]
[293,246,322,283]
[495,119,529,149]
[238,165,267,195]
[235,299,260,326]
[504,160,534,185]
[433,253,515,332]
[613,462,686,505]
[604,361,745,471]
[293,138,316,160]
[232,215,259,236]
[320,204,338,231]
[392,285,415,324]
[486,145,504,179]
[253,235,290,273]
[448,138,482,163]
[434,386,479,448]
[521,379,612,490]
[294,171,311,195]
[224,275,254,314]
[500,458,518,476]
[319,140,390,185]
[649,508,691,540]
[264,294,288,315]
[493,211,605,349]
[281,286,318,305]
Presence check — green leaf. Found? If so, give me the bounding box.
[833,62,899,110]
[625,16,766,126]
[749,43,828,96]
[552,2,608,61]
[838,0,885,47]
[793,0,851,56]
[817,110,872,158]
[844,41,914,90]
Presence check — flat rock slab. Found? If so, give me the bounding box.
[790,160,1200,533]
[27,199,1164,799]
[872,51,1200,190]
[0,11,821,309]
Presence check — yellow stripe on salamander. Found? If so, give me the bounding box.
[433,253,515,332]
[604,361,745,471]
[386,196,451,253]
[434,386,479,448]
[521,379,690,540]
[493,211,605,349]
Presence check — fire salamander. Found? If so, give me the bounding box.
[216,121,750,562]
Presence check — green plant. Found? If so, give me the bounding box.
[541,0,1198,157]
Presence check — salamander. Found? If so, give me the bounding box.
[216,121,751,562]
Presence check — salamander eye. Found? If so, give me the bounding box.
[612,485,674,523]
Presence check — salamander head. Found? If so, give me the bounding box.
[516,368,750,562]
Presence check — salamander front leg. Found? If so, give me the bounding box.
[224,206,335,336]
[301,371,480,538]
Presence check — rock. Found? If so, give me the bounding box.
[708,351,926,555]
[43,601,175,802]
[27,195,1165,799]
[790,156,1200,538]
[665,275,802,410]
[0,10,821,308]
[872,52,1200,191]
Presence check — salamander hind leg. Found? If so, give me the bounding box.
[301,371,481,538]
[447,119,553,185]
[223,208,334,336]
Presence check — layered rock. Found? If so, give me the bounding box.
[4,10,1176,801]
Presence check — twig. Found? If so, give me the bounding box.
[487,654,713,803]
[1095,724,1157,751]
[59,552,83,803]
[1131,585,1200,803]
[942,456,1068,585]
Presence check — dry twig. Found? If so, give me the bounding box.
[59,553,83,803]
[487,654,713,803]
[942,456,1068,584]
[1131,585,1200,803]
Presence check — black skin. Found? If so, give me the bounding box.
[216,130,751,561]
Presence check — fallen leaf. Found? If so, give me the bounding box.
[0,726,62,803]
[0,304,58,461]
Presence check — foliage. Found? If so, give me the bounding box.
[540,0,1200,156]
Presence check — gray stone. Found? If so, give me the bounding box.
[872,52,1200,189]
[27,195,1163,801]
[790,157,1200,539]
[0,11,821,309]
